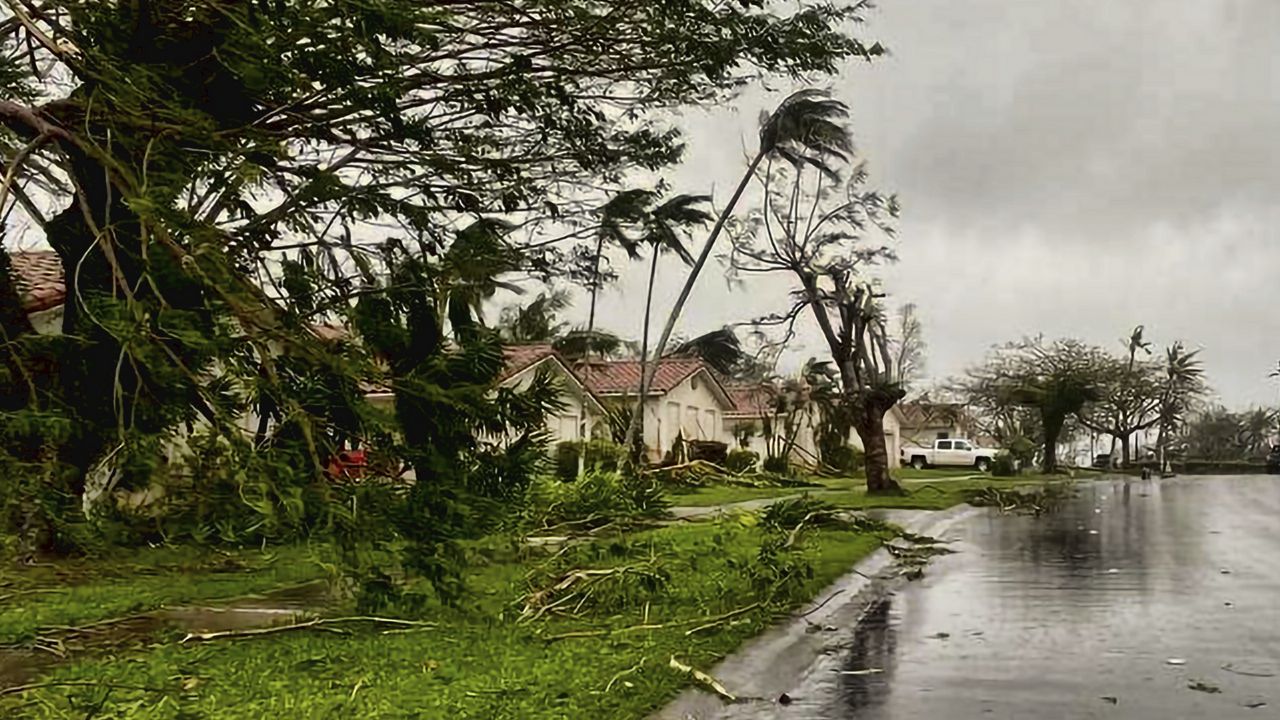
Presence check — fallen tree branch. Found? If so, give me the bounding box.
[684,602,763,635]
[179,616,435,644]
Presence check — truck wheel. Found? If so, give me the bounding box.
[975,458,991,473]
[911,457,927,470]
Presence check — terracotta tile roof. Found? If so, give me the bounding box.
[499,343,557,381]
[7,250,65,313]
[723,383,778,418]
[573,357,707,396]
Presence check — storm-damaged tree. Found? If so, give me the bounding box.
[1077,355,1163,468]
[625,88,878,459]
[962,337,1111,474]
[729,151,904,493]
[0,1,882,552]
[1153,342,1206,472]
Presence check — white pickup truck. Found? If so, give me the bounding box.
[901,438,998,472]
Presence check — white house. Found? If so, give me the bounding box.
[497,344,607,443]
[572,355,735,461]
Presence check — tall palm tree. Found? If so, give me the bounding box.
[1156,342,1204,472]
[624,88,854,456]
[585,189,650,342]
[632,195,713,459]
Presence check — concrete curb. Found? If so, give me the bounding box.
[650,503,984,720]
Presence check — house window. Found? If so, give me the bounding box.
[684,406,699,437]
[664,401,681,448]
[936,431,950,439]
[702,409,718,440]
[558,414,580,441]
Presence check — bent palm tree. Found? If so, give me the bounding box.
[632,194,713,460]
[624,88,854,456]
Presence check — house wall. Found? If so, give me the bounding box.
[848,408,903,469]
[637,370,729,460]
[501,361,599,444]
[900,421,966,444]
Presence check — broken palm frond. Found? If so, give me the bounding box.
[760,496,845,534]
[518,560,669,622]
[885,530,957,579]
[965,483,1074,516]
[178,616,435,643]
[669,656,736,702]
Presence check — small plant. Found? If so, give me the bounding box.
[761,454,790,475]
[725,448,759,474]
[522,470,669,531]
[759,495,844,534]
[821,444,862,474]
[554,439,625,480]
[991,452,1018,477]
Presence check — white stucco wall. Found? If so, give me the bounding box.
[628,370,730,460]
[501,359,599,444]
[847,407,903,470]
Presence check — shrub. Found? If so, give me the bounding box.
[522,470,669,530]
[688,440,728,465]
[762,454,790,475]
[991,452,1017,477]
[823,444,862,474]
[554,439,625,480]
[725,448,759,473]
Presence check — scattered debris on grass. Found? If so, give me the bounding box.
[1100,696,1118,704]
[669,656,736,702]
[517,560,669,622]
[179,616,436,643]
[648,460,817,490]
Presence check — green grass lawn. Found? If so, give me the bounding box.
[1,521,883,719]
[0,543,327,644]
[667,467,1078,509]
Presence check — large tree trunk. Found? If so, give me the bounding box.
[855,407,902,495]
[1041,412,1063,474]
[1119,434,1131,468]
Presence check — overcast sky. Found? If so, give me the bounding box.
[578,0,1280,408]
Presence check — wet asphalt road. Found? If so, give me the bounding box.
[796,475,1279,719]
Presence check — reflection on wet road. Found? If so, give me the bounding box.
[800,476,1280,719]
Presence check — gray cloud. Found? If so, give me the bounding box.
[576,0,1280,407]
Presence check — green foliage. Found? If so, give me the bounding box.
[991,452,1018,477]
[725,448,760,474]
[762,454,791,475]
[554,439,625,480]
[760,495,841,531]
[822,444,863,474]
[521,471,669,531]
